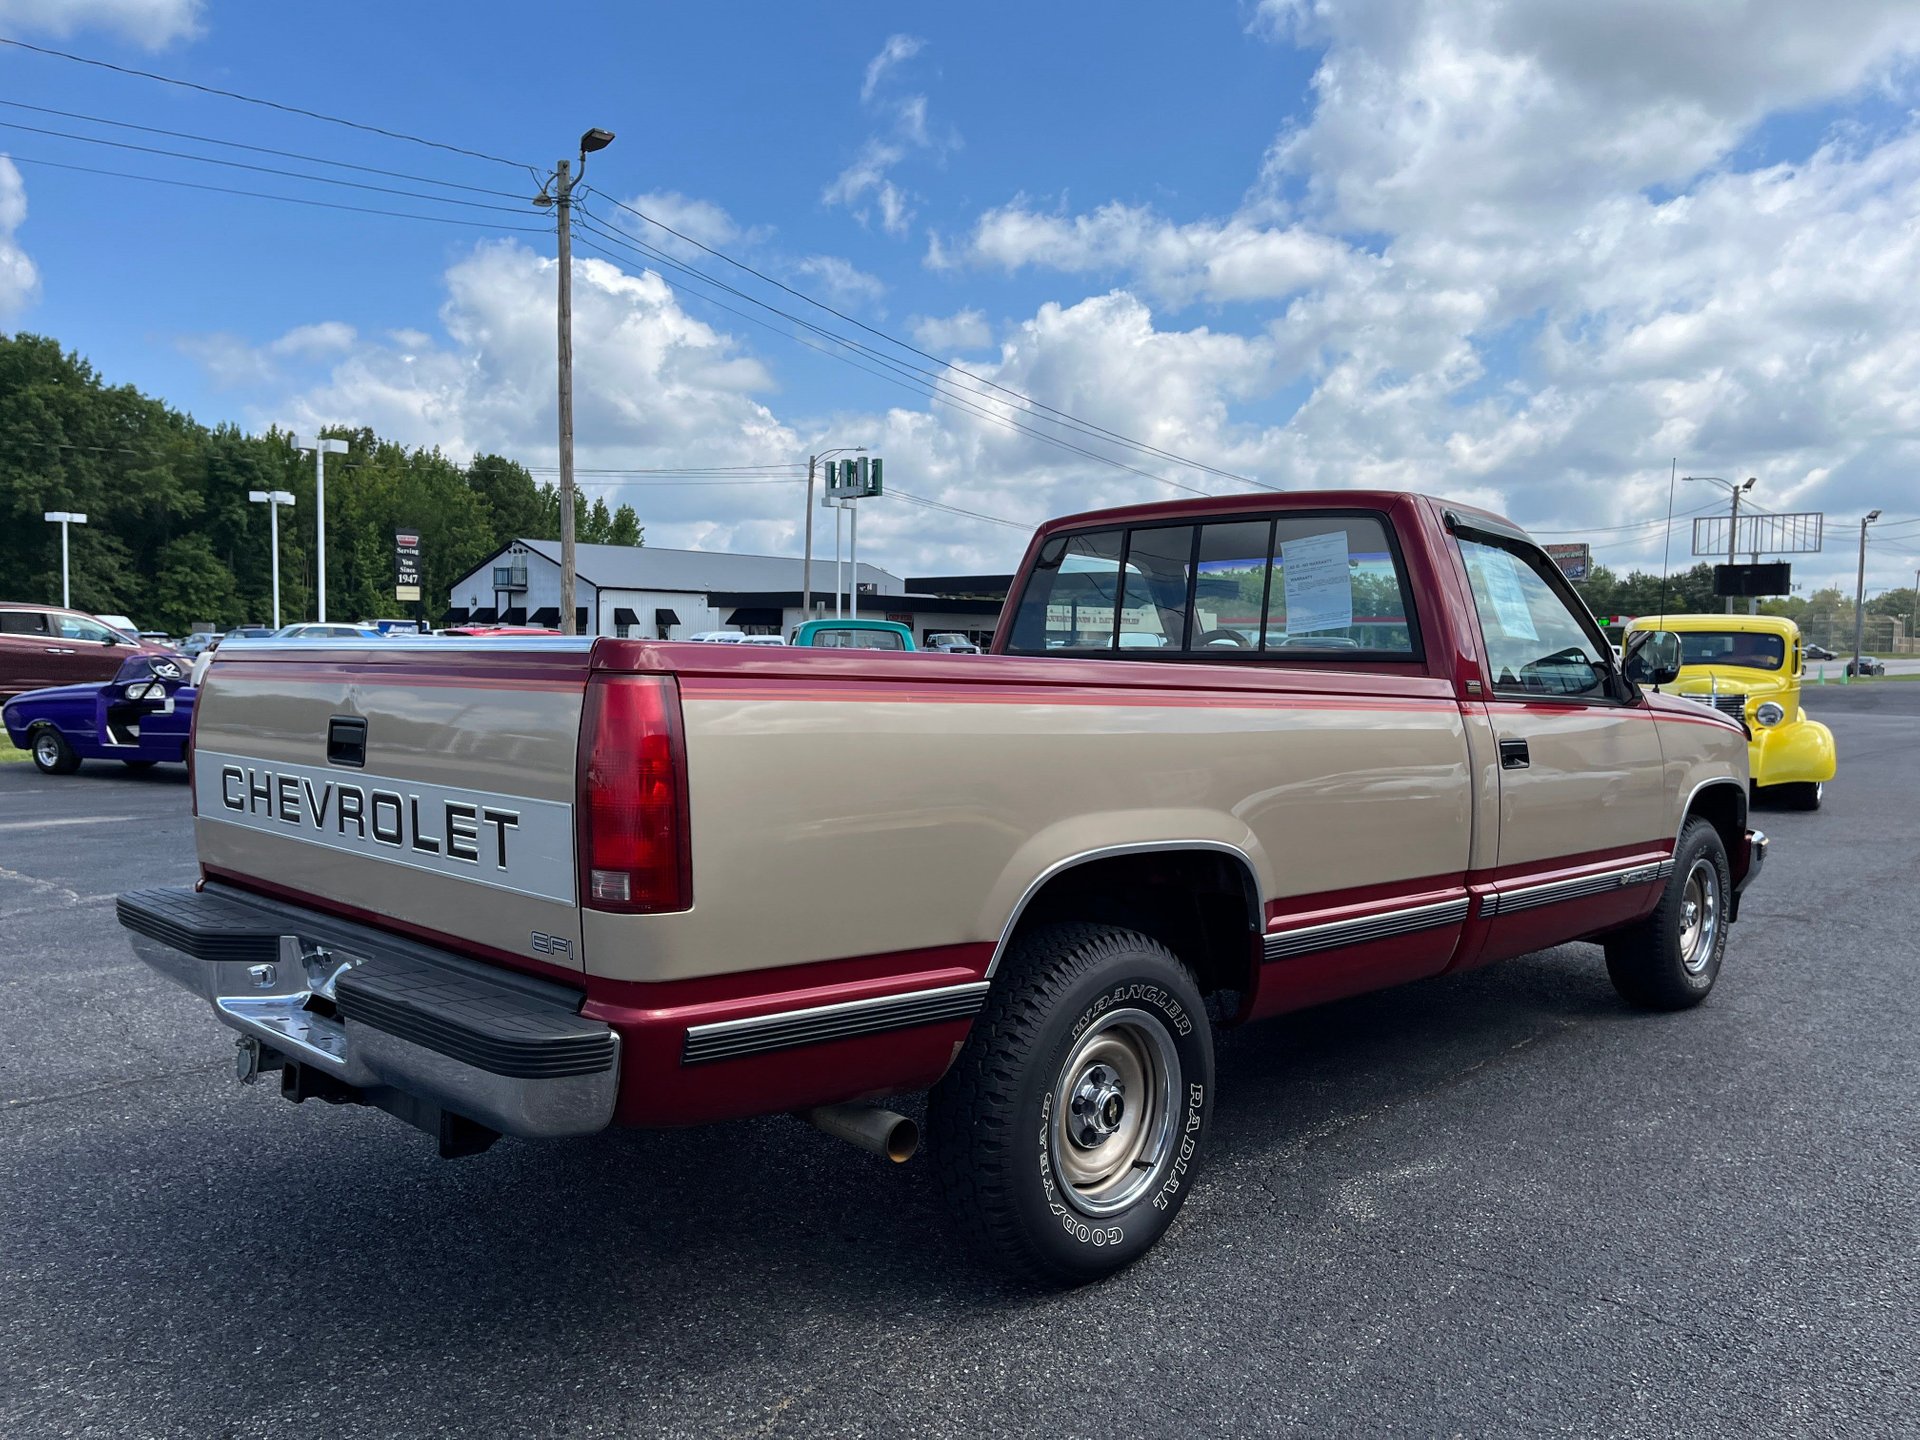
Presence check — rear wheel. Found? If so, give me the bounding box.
[1603,818,1730,1010]
[929,923,1214,1284]
[30,727,80,775]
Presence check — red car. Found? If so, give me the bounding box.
[0,602,180,701]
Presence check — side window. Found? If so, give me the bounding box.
[57,615,119,644]
[1191,520,1273,650]
[1264,516,1416,654]
[1,610,51,636]
[1457,537,1609,699]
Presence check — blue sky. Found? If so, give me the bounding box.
[3,0,1919,589]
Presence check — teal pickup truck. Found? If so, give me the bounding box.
[789,618,917,650]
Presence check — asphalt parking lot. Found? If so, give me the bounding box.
[3,686,1916,1439]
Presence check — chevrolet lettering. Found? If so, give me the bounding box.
[119,490,1767,1284]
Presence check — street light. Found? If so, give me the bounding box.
[293,434,348,620]
[1852,509,1881,677]
[42,511,87,608]
[534,126,615,636]
[803,445,865,617]
[248,489,296,629]
[1681,474,1758,614]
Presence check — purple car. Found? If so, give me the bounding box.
[2,652,196,774]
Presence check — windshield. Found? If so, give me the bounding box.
[1677,631,1787,672]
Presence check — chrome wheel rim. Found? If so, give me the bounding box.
[1678,858,1721,975]
[33,733,60,767]
[1050,1007,1179,1216]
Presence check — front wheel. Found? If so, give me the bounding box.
[1764,780,1822,811]
[30,727,80,775]
[929,923,1214,1284]
[1603,818,1730,1010]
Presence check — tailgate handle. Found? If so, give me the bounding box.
[327,716,367,768]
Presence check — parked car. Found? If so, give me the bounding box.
[924,632,981,653]
[0,602,179,701]
[1845,656,1886,677]
[178,632,223,659]
[1624,613,1835,809]
[1804,642,1837,661]
[791,619,915,650]
[440,625,562,637]
[3,651,195,773]
[119,489,1766,1284]
[94,613,141,640]
[273,622,386,640]
[686,630,759,643]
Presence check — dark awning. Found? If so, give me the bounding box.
[470,606,499,624]
[614,607,639,626]
[529,606,559,625]
[442,607,470,624]
[502,606,528,625]
[654,608,680,626]
[727,607,782,626]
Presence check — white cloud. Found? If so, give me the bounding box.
[910,309,991,353]
[862,34,924,103]
[0,0,203,49]
[0,158,38,318]
[792,254,885,306]
[179,321,358,388]
[825,34,952,240]
[268,322,357,359]
[605,190,747,260]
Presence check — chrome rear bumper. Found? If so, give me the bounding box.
[1730,828,1768,922]
[119,884,617,1143]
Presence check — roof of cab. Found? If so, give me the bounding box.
[1624,613,1802,637]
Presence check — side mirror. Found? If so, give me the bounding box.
[1624,629,1682,687]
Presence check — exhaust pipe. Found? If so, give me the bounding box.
[800,1103,920,1163]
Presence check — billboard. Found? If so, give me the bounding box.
[1714,562,1791,597]
[1544,542,1591,582]
[395,529,422,602]
[1692,512,1824,556]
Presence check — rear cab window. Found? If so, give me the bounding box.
[1005,511,1422,663]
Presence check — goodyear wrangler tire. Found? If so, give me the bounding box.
[928,923,1214,1284]
[1603,818,1730,1011]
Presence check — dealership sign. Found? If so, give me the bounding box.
[395,529,422,602]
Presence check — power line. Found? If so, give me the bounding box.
[580,189,1275,491]
[892,487,1031,531]
[0,98,528,198]
[0,34,532,171]
[1528,499,1722,536]
[5,154,550,233]
[568,219,1220,498]
[0,118,535,214]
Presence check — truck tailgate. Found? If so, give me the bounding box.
[190,640,590,971]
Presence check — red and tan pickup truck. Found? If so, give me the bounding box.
[119,490,1766,1282]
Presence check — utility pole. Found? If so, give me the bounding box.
[43,511,87,608]
[294,434,348,620]
[248,490,296,628]
[850,498,860,621]
[1853,510,1880,676]
[1681,475,1757,614]
[534,128,614,637]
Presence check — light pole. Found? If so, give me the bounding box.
[1681,474,1757,614]
[42,511,87,608]
[294,434,348,620]
[802,445,865,617]
[1852,510,1880,676]
[248,489,296,629]
[534,126,615,636]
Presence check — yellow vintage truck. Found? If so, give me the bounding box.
[1625,613,1836,810]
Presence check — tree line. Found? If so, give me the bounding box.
[0,333,642,634]
[1573,560,1916,646]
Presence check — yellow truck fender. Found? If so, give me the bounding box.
[1754,715,1836,789]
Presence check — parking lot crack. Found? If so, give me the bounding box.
[0,1062,226,1114]
[1405,1247,1717,1355]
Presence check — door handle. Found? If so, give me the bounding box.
[1499,738,1530,769]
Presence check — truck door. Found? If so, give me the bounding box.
[1449,524,1670,964]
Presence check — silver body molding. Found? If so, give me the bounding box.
[126,929,617,1139]
[1263,896,1470,962]
[1480,859,1677,917]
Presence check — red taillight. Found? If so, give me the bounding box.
[577,674,692,913]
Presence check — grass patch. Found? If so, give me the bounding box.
[0,744,32,763]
